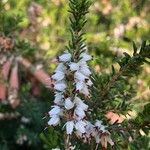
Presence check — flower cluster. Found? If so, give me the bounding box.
[76,120,114,148]
[48,49,114,148]
[48,49,92,136]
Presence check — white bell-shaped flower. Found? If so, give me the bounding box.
[65,97,74,110]
[69,62,79,71]
[54,92,63,105]
[58,52,71,62]
[74,71,87,81]
[79,66,91,76]
[48,115,60,126]
[48,105,62,117]
[80,84,90,96]
[85,122,95,137]
[75,97,88,111]
[95,120,103,129]
[54,82,66,92]
[52,71,65,81]
[80,52,92,61]
[95,134,100,143]
[66,121,74,135]
[100,125,106,132]
[74,106,86,119]
[55,63,66,72]
[75,81,84,91]
[75,120,87,133]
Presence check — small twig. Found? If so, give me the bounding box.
[100,70,123,98]
[64,133,70,150]
[95,144,99,150]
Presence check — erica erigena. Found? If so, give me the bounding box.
[47,48,114,148]
[48,46,93,136]
[47,0,114,148]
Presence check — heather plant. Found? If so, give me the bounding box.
[0,0,150,150]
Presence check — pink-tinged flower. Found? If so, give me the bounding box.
[69,62,79,71]
[75,97,88,111]
[54,82,66,92]
[75,130,82,138]
[58,52,71,62]
[74,71,87,81]
[48,105,62,117]
[0,84,7,100]
[52,71,65,81]
[65,121,74,135]
[55,63,66,72]
[100,132,114,148]
[95,134,100,144]
[75,120,86,133]
[80,53,92,61]
[64,97,74,110]
[80,84,90,96]
[54,92,64,105]
[74,106,86,119]
[48,115,60,126]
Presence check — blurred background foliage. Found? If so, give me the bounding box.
[0,0,150,149]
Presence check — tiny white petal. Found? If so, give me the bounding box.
[52,71,65,81]
[78,60,87,66]
[80,84,90,96]
[54,82,66,92]
[54,92,63,105]
[79,66,91,76]
[48,105,61,116]
[95,120,103,128]
[74,71,87,81]
[48,116,60,126]
[75,81,84,91]
[100,125,106,132]
[69,62,79,71]
[75,120,86,133]
[66,121,74,135]
[85,122,95,134]
[58,53,71,62]
[65,97,74,110]
[74,107,86,118]
[55,63,66,72]
[80,53,92,61]
[95,134,100,143]
[75,97,88,111]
